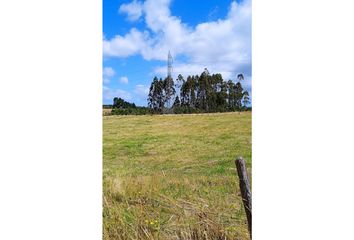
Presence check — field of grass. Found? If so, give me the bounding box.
[103,112,252,240]
[103,108,112,116]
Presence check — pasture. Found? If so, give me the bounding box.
[103,112,252,239]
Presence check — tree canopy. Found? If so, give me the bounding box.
[147,69,251,114]
[109,69,251,115]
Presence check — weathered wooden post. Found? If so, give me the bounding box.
[235,157,252,238]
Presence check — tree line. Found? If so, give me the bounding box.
[148,69,250,114]
[108,69,251,115]
[110,97,150,115]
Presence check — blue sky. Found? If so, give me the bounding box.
[103,0,251,106]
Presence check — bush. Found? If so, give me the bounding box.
[111,107,152,115]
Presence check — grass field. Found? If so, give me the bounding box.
[103,112,252,240]
[103,108,112,116]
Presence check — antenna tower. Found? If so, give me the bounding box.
[168,50,173,79]
[166,51,173,108]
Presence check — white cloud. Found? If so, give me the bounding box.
[154,62,251,89]
[103,0,251,79]
[103,67,115,77]
[119,0,144,22]
[103,28,149,57]
[120,76,129,84]
[103,67,115,84]
[103,85,132,101]
[134,84,149,99]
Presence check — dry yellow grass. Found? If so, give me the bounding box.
[103,108,112,116]
[103,112,252,240]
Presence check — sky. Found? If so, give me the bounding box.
[103,0,251,106]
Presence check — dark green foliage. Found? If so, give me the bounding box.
[164,76,176,108]
[110,70,251,115]
[103,104,113,109]
[173,95,180,108]
[237,73,244,82]
[111,97,150,115]
[227,80,235,109]
[148,70,250,114]
[234,82,244,110]
[113,97,136,109]
[111,107,151,115]
[147,77,165,113]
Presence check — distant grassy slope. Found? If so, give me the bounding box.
[103,112,252,240]
[102,108,112,116]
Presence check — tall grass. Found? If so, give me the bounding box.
[103,112,251,239]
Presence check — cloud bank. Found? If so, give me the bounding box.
[104,0,251,79]
[103,0,251,104]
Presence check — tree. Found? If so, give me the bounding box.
[147,70,250,114]
[216,81,228,110]
[113,97,135,109]
[234,81,244,110]
[156,78,165,112]
[227,80,235,110]
[180,77,190,107]
[148,77,165,113]
[189,75,197,108]
[176,74,184,88]
[173,95,180,108]
[237,74,244,82]
[164,76,175,109]
[113,97,119,108]
[197,72,208,111]
[148,77,158,111]
[242,91,250,109]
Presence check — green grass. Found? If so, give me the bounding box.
[103,112,252,240]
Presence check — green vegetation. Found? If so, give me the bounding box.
[107,71,251,116]
[110,97,151,115]
[148,71,250,114]
[103,112,252,239]
[111,107,151,115]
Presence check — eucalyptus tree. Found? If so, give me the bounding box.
[173,95,181,108]
[237,73,244,82]
[243,91,250,109]
[234,81,244,110]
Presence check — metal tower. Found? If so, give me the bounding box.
[167,50,173,79]
[166,51,173,109]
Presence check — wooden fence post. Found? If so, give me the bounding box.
[235,157,252,238]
